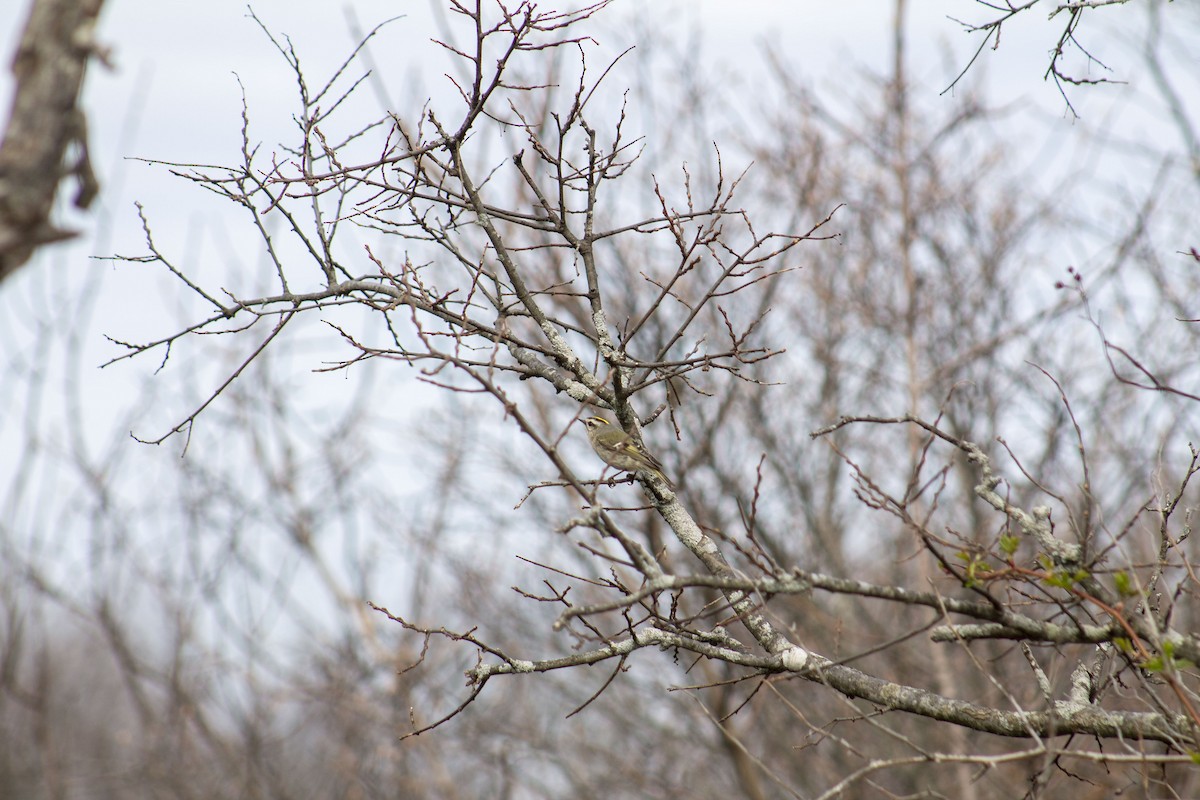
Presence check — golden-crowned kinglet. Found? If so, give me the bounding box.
[579,416,674,489]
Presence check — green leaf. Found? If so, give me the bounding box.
[1044,571,1074,590]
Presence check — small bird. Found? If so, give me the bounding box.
[579,415,674,489]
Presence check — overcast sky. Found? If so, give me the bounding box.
[0,0,1191,495]
[1,1,1170,263]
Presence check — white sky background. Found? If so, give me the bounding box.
[1,0,1183,395]
[1,1,1196,645]
[4,0,1181,257]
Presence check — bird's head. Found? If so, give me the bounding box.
[580,416,612,432]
